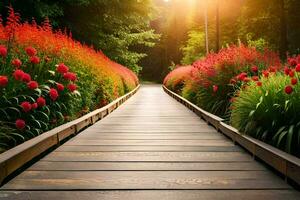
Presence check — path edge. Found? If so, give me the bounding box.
[0,85,140,185]
[163,85,300,186]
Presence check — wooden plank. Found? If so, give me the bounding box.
[28,161,266,171]
[75,134,226,140]
[42,152,252,162]
[56,145,242,152]
[1,171,290,190]
[1,190,299,200]
[65,139,233,146]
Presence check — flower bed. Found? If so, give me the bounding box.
[164,44,300,158]
[0,8,138,153]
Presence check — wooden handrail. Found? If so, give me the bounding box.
[163,85,300,186]
[0,85,140,185]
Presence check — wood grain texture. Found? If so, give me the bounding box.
[1,84,297,197]
[1,190,299,200]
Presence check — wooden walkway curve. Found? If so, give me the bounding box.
[0,84,299,199]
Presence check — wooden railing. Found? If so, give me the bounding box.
[0,85,140,185]
[163,85,300,186]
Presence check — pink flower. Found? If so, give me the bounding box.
[0,76,8,87]
[25,46,37,56]
[12,59,22,68]
[49,88,59,101]
[16,119,26,130]
[21,101,32,112]
[27,81,38,90]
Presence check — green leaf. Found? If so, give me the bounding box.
[286,125,294,153]
[34,111,49,122]
[272,126,286,144]
[277,131,288,148]
[249,110,255,118]
[5,107,21,118]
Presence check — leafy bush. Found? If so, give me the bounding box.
[189,45,280,118]
[231,58,300,157]
[0,8,138,153]
[163,65,193,93]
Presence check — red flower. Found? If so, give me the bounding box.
[16,119,26,130]
[63,72,77,81]
[284,66,291,75]
[25,46,37,56]
[285,85,293,94]
[269,66,276,73]
[291,78,298,85]
[31,102,38,110]
[12,59,22,68]
[49,88,59,101]
[0,76,8,87]
[21,73,31,82]
[67,83,77,92]
[288,58,297,67]
[243,77,251,82]
[262,70,269,78]
[30,56,40,64]
[37,97,46,107]
[256,81,262,87]
[21,101,32,112]
[237,72,247,81]
[57,83,64,91]
[296,64,300,72]
[230,78,237,84]
[27,81,38,90]
[251,66,258,73]
[0,45,7,57]
[56,63,69,74]
[252,76,259,81]
[289,70,295,77]
[13,69,24,81]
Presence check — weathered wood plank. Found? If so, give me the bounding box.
[29,161,266,171]
[56,145,242,152]
[42,152,252,162]
[1,171,290,190]
[65,139,233,146]
[1,190,299,200]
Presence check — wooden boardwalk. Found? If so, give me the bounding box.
[0,84,299,199]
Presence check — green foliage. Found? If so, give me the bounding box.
[180,30,205,65]
[1,0,159,74]
[231,74,300,157]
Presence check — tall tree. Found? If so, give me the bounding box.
[0,0,159,73]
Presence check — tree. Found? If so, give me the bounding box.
[180,30,205,65]
[0,0,159,73]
